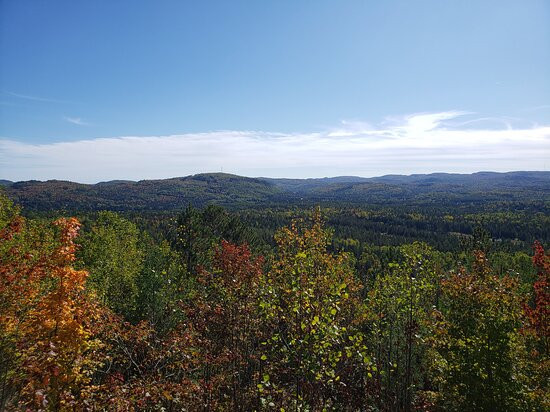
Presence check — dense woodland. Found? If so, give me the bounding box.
[3,171,550,213]
[1,173,549,411]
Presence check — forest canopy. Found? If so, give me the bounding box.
[0,188,548,411]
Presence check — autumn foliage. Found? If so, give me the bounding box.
[1,198,549,411]
[521,241,549,409]
[524,241,549,342]
[0,215,100,410]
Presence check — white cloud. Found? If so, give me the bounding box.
[63,116,89,126]
[1,111,549,183]
[521,105,550,112]
[5,91,72,104]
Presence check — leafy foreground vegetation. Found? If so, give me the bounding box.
[0,193,548,411]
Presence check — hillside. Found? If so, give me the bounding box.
[3,171,550,212]
[279,171,550,207]
[3,173,286,212]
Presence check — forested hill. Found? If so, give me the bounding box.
[2,171,550,212]
[1,173,283,211]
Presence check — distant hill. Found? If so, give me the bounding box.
[262,176,370,193]
[3,171,550,212]
[3,173,286,212]
[265,171,550,193]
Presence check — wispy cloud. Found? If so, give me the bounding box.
[5,91,73,104]
[1,111,549,183]
[0,101,25,107]
[63,116,89,126]
[521,104,550,112]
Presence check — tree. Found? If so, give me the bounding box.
[427,251,527,411]
[175,204,258,276]
[185,240,265,410]
[258,210,369,410]
[77,211,143,319]
[521,241,549,409]
[0,209,102,410]
[365,242,439,411]
[134,232,185,331]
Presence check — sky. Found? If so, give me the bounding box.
[1,0,549,183]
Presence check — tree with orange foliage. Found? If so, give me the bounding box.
[0,205,101,410]
[0,199,26,409]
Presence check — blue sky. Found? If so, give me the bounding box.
[1,0,549,182]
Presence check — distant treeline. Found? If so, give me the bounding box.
[3,171,550,212]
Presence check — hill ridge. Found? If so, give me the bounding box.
[2,171,549,212]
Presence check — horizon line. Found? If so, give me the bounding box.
[1,169,548,186]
